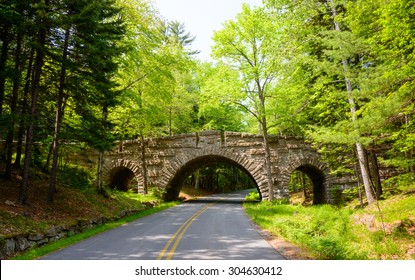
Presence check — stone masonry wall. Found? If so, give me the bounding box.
[0,209,140,259]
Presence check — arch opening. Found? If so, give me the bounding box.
[163,155,261,202]
[108,166,136,191]
[288,164,326,205]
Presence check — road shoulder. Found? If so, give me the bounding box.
[248,218,314,260]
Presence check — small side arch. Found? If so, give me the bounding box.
[103,159,144,193]
[280,157,332,204]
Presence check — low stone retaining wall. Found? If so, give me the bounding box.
[0,209,142,259]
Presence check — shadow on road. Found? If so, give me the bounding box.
[184,189,261,204]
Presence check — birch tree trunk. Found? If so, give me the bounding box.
[329,0,376,204]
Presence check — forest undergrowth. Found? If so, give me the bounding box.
[244,183,415,260]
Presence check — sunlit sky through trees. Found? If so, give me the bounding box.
[153,0,263,61]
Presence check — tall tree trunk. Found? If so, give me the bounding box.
[97,104,108,194]
[5,33,23,179]
[97,147,104,193]
[140,133,148,194]
[137,87,148,195]
[0,25,10,116]
[49,27,70,203]
[232,166,238,191]
[301,173,307,199]
[194,169,200,192]
[168,106,172,136]
[18,60,42,202]
[262,123,274,201]
[14,48,35,168]
[18,0,50,204]
[257,81,274,201]
[329,0,375,204]
[404,114,415,173]
[368,151,382,199]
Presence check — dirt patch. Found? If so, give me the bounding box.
[0,175,128,237]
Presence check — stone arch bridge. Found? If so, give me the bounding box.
[73,131,356,203]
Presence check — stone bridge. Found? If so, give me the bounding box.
[77,130,356,203]
[72,131,356,203]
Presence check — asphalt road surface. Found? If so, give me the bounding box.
[42,189,285,260]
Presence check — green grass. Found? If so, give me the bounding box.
[360,195,415,222]
[11,201,179,260]
[244,196,415,260]
[244,191,261,202]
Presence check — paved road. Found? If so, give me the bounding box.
[42,189,285,260]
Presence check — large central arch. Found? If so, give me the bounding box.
[163,155,263,201]
[161,150,269,201]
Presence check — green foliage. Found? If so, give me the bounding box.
[149,186,167,201]
[0,0,126,202]
[211,4,294,135]
[381,173,415,198]
[244,198,413,260]
[112,0,200,139]
[244,191,261,202]
[57,165,93,191]
[339,187,361,203]
[186,163,257,194]
[197,62,248,131]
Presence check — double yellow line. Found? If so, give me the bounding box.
[157,203,215,260]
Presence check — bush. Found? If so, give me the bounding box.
[149,186,166,200]
[244,202,368,259]
[382,173,415,197]
[244,191,260,201]
[57,165,93,190]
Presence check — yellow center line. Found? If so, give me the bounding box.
[157,203,215,260]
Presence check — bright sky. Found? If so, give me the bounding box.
[152,0,263,61]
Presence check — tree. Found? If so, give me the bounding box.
[212,4,283,200]
[0,0,124,203]
[328,0,375,204]
[197,62,248,132]
[347,0,415,176]
[160,20,200,135]
[111,0,199,193]
[2,0,29,179]
[18,0,51,204]
[264,0,380,204]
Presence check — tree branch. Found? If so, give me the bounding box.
[232,100,262,124]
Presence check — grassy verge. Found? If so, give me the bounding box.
[11,201,179,260]
[244,193,415,260]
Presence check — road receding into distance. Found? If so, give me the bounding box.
[42,189,285,260]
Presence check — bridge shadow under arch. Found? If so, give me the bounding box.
[103,159,143,192]
[108,166,136,191]
[163,155,262,202]
[288,164,326,205]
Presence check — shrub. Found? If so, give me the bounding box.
[244,191,260,202]
[57,165,93,190]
